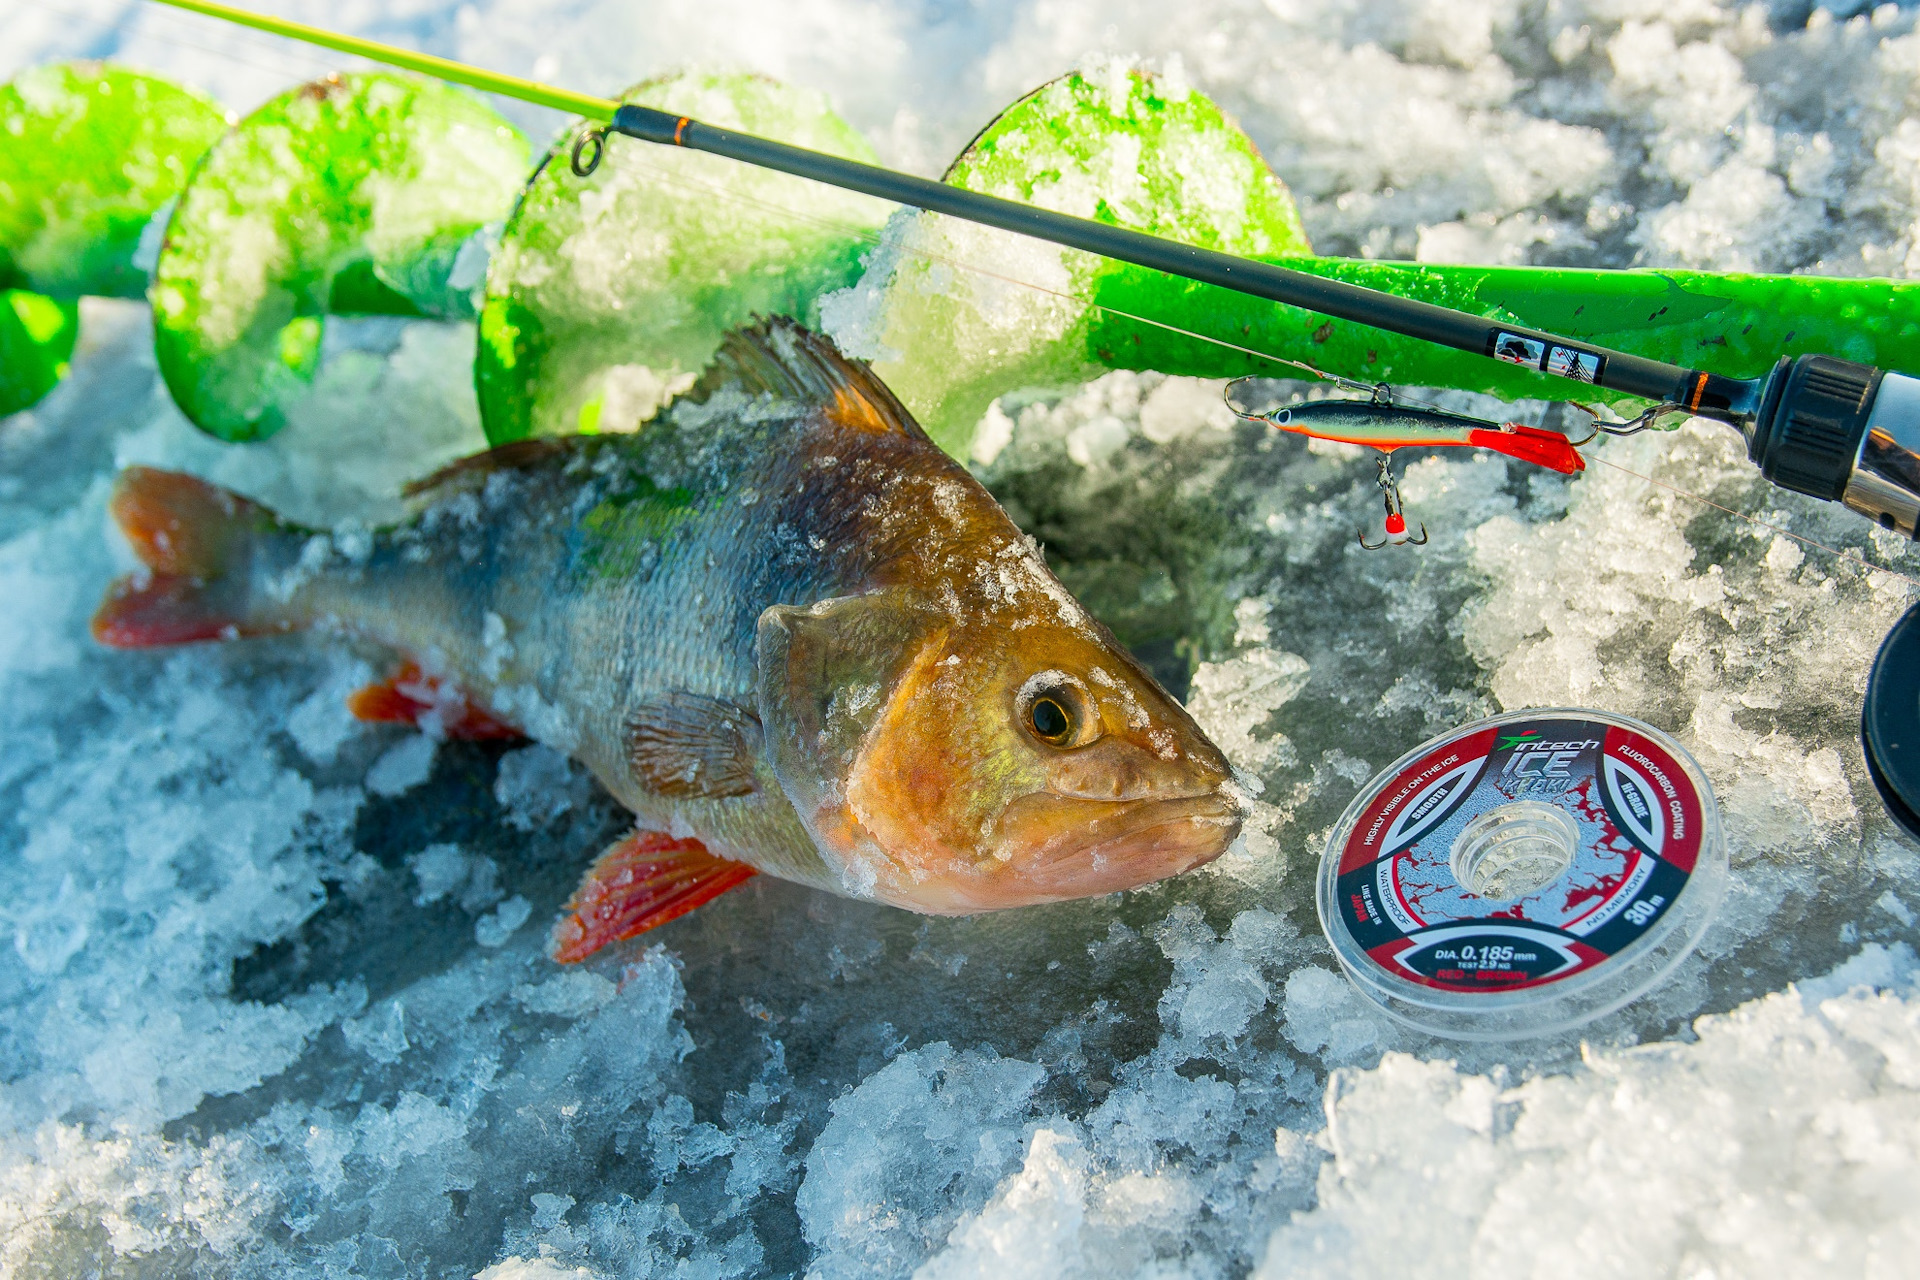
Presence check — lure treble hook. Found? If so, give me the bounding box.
[1359,452,1428,550]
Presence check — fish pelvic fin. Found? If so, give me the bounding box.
[92,468,288,648]
[549,831,756,963]
[348,662,526,741]
[690,317,926,440]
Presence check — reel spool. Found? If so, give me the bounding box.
[1317,709,1726,1040]
[1864,602,1920,844]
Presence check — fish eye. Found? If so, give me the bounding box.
[1018,674,1095,749]
[1029,696,1073,744]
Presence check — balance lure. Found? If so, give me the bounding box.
[1257,398,1587,476]
[1228,386,1587,549]
[91,320,1244,960]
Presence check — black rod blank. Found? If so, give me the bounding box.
[610,104,1762,421]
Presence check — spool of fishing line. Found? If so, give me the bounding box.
[1863,602,1920,844]
[1317,708,1725,1040]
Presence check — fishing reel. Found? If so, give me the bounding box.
[1742,355,1920,539]
[1732,356,1920,842]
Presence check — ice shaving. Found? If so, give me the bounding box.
[5,0,1920,1275]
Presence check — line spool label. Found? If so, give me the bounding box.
[1318,709,1724,1038]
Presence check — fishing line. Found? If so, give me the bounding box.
[17,0,342,85]
[1585,450,1920,592]
[613,148,1378,394]
[628,153,1920,587]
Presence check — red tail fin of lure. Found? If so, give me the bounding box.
[550,832,756,963]
[1469,425,1587,474]
[348,662,525,741]
[92,468,283,647]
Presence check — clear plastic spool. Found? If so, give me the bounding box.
[1316,708,1726,1041]
[1449,802,1579,899]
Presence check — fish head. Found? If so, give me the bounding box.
[757,589,1243,913]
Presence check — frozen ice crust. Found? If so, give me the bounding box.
[6,1,1920,1277]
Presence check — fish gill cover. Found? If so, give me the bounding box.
[4,0,1920,1277]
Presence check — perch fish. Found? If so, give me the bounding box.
[92,320,1244,960]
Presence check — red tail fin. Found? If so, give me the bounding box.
[92,468,282,648]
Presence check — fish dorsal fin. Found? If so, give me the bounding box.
[690,317,927,440]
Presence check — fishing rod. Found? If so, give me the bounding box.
[142,0,1920,841]
[150,0,1920,547]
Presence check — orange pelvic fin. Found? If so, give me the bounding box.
[92,468,281,649]
[550,831,756,964]
[346,662,524,741]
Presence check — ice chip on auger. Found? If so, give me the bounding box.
[92,319,1243,959]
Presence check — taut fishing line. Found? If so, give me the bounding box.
[18,0,343,84]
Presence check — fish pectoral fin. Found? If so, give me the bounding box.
[627,692,761,797]
[550,831,756,963]
[347,662,525,741]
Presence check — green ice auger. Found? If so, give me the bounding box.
[151,0,1920,542]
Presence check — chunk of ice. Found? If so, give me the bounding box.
[367,733,437,797]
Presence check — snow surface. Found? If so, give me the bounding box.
[7,0,1920,1276]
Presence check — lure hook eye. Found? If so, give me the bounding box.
[571,124,609,178]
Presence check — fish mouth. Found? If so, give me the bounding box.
[1017,791,1243,899]
[897,788,1243,913]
